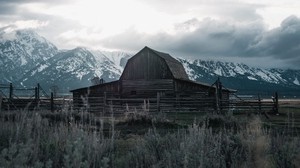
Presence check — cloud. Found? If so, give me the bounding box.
[140,0,263,22]
[0,20,49,42]
[0,0,300,69]
[0,3,18,15]
[14,20,48,29]
[0,0,72,5]
[0,20,48,32]
[99,16,300,68]
[249,15,300,61]
[100,18,265,56]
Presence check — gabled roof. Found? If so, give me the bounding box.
[70,80,119,92]
[144,46,189,80]
[174,78,237,93]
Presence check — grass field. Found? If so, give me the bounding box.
[0,100,300,167]
[265,99,300,131]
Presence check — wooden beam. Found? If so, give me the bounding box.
[9,83,13,100]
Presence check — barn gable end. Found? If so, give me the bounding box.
[120,46,189,80]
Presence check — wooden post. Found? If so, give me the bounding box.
[0,95,2,112]
[157,92,160,112]
[37,83,40,100]
[215,87,219,114]
[275,92,279,114]
[9,83,13,100]
[215,78,220,114]
[50,92,54,112]
[258,94,261,114]
[103,92,107,114]
[35,87,38,100]
[218,78,223,113]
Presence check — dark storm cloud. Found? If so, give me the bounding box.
[101,18,265,57]
[249,16,300,62]
[101,16,300,68]
[165,19,265,57]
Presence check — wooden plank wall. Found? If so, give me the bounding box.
[121,79,174,98]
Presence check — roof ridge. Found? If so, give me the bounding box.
[145,47,180,64]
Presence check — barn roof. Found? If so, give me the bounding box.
[70,80,118,92]
[175,78,237,93]
[143,46,190,80]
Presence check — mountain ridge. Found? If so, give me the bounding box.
[0,29,299,96]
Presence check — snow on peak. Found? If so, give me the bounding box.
[178,58,295,85]
[294,78,300,85]
[100,50,131,67]
[247,76,258,81]
[0,28,17,42]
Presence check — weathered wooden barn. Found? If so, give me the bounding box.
[71,46,235,112]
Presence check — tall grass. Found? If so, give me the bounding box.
[0,109,115,168]
[0,107,299,168]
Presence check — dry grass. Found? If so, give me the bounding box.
[0,104,299,167]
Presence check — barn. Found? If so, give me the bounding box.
[71,46,235,113]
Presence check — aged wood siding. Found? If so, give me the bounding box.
[72,81,120,109]
[121,79,174,98]
[121,48,173,80]
[174,79,216,98]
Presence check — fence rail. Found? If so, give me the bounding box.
[73,92,279,117]
[0,83,66,112]
[1,83,279,116]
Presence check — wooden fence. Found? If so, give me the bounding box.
[73,92,279,116]
[1,83,279,116]
[0,83,65,111]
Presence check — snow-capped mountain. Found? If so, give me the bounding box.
[0,29,299,96]
[0,29,133,91]
[179,59,300,95]
[90,50,131,79]
[18,47,132,92]
[0,29,58,83]
[180,59,300,85]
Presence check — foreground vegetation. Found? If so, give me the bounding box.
[0,108,299,168]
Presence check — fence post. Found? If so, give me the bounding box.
[9,83,13,100]
[103,92,107,114]
[218,79,223,113]
[35,87,38,100]
[258,94,261,114]
[0,95,2,112]
[215,87,219,114]
[275,92,279,114]
[51,92,54,112]
[37,83,40,100]
[214,78,222,114]
[157,92,160,112]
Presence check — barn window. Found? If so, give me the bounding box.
[131,91,137,95]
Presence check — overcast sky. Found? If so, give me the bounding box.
[1,0,300,69]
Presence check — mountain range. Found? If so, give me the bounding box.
[0,29,299,97]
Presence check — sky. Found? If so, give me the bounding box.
[0,0,300,69]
